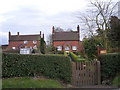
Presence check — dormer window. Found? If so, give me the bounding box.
[33,40,37,44]
[24,41,28,44]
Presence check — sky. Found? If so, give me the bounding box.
[0,0,119,45]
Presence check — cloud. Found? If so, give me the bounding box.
[0,0,89,45]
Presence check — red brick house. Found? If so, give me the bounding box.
[7,31,44,50]
[52,25,83,52]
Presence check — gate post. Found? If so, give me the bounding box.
[97,61,101,85]
[72,62,76,86]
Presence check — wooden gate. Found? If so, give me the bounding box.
[72,61,101,86]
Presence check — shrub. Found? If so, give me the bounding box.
[69,52,86,62]
[40,38,46,54]
[99,53,120,81]
[2,53,72,83]
[64,52,68,56]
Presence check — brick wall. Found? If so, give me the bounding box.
[7,40,40,50]
[53,41,83,52]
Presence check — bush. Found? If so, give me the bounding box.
[2,53,72,83]
[99,53,120,82]
[69,52,86,62]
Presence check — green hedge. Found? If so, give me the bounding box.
[99,53,120,81]
[69,52,86,62]
[2,53,72,83]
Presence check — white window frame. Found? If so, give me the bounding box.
[24,41,28,44]
[12,47,16,50]
[57,46,62,51]
[33,40,37,44]
[72,46,77,50]
[65,46,70,51]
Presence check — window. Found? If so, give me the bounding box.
[57,46,62,51]
[72,46,77,50]
[12,47,16,50]
[24,41,28,44]
[65,46,70,51]
[33,40,37,44]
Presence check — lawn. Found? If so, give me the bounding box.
[2,77,64,88]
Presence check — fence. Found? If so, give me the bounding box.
[72,60,101,86]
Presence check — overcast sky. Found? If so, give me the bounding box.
[0,0,119,45]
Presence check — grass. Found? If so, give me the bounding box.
[112,76,120,87]
[2,77,64,88]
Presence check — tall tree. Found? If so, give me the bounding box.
[108,16,120,48]
[77,0,118,49]
[40,38,46,54]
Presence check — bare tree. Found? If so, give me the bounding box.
[90,0,118,30]
[77,0,118,49]
[77,0,118,36]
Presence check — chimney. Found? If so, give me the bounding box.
[52,26,55,33]
[9,31,11,40]
[77,25,80,33]
[9,31,11,37]
[17,32,19,36]
[40,31,41,38]
[42,33,44,39]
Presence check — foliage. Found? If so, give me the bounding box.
[54,27,64,32]
[107,16,120,48]
[40,38,46,54]
[69,52,87,62]
[57,51,64,54]
[2,77,63,88]
[64,52,68,56]
[2,53,72,83]
[99,53,120,81]
[83,37,103,59]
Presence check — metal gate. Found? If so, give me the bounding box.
[72,61,101,86]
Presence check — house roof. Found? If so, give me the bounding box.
[9,34,41,41]
[52,31,79,41]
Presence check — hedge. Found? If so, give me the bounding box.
[99,53,120,81]
[69,52,86,62]
[2,53,72,83]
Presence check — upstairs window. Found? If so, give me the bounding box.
[65,46,70,51]
[72,46,77,50]
[57,46,62,51]
[24,41,28,44]
[33,40,37,44]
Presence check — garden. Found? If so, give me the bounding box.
[2,53,72,88]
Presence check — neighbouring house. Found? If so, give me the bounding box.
[7,31,44,51]
[1,45,8,50]
[52,25,83,52]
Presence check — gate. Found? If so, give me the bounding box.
[72,61,101,86]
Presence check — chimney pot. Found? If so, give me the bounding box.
[9,31,11,36]
[52,26,55,33]
[43,33,44,39]
[77,25,80,32]
[17,32,19,35]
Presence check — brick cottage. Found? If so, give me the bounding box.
[7,31,44,50]
[52,25,83,52]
